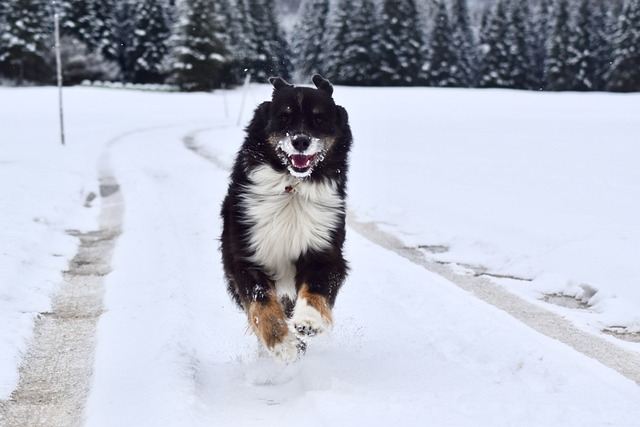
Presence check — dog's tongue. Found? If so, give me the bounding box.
[290,154,315,169]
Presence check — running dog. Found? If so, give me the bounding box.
[220,75,352,363]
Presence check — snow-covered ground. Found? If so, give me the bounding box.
[1,84,639,426]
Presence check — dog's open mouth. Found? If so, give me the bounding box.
[289,153,318,172]
[275,136,327,177]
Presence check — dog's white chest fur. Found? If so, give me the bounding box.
[242,165,344,298]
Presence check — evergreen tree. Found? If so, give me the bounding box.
[222,0,257,85]
[478,0,513,88]
[57,0,121,82]
[114,0,136,77]
[126,0,172,83]
[567,0,597,91]
[91,0,121,63]
[0,0,52,84]
[59,0,94,48]
[591,0,614,91]
[425,0,459,87]
[58,35,120,85]
[607,0,640,92]
[344,0,378,85]
[245,0,291,81]
[450,0,477,87]
[545,0,573,91]
[531,0,552,89]
[291,0,330,80]
[509,0,536,90]
[0,2,7,43]
[325,0,378,85]
[375,0,425,86]
[164,0,229,91]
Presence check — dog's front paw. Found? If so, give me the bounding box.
[294,322,320,338]
[290,298,332,339]
[270,332,306,364]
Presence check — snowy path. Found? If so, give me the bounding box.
[84,126,637,427]
[83,124,639,426]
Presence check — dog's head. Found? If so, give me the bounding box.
[256,75,350,179]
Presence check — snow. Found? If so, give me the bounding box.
[1,84,640,425]
[341,87,640,345]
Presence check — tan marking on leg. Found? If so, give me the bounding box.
[298,284,333,325]
[248,290,289,349]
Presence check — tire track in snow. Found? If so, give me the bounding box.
[183,126,231,171]
[346,217,640,386]
[0,166,123,426]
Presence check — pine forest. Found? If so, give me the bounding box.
[0,0,639,92]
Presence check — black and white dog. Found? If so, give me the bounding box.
[220,75,352,363]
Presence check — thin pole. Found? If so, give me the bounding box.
[53,9,65,146]
[236,73,251,127]
[222,83,228,119]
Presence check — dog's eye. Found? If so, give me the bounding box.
[279,114,291,124]
[313,115,326,126]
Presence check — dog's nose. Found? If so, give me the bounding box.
[291,135,311,152]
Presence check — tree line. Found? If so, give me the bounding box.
[0,0,639,92]
[0,0,290,90]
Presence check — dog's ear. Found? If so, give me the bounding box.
[269,77,292,90]
[336,105,349,127]
[312,74,333,96]
[246,101,271,134]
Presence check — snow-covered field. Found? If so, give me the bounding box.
[1,84,639,426]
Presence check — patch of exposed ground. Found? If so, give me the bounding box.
[542,293,591,310]
[603,327,640,344]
